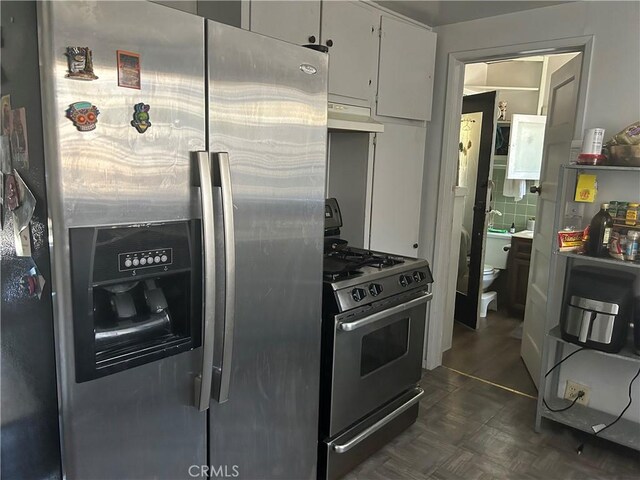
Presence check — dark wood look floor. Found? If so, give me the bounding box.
[344,312,640,479]
[443,310,537,397]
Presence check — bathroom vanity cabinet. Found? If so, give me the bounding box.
[507,234,532,316]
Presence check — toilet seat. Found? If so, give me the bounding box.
[483,265,496,274]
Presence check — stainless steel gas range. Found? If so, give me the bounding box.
[318,199,434,480]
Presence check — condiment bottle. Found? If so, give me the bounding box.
[509,223,516,234]
[587,203,613,257]
[626,203,639,226]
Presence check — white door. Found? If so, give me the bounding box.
[250,0,320,46]
[369,123,426,257]
[521,54,582,386]
[321,1,378,101]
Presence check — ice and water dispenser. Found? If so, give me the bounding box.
[70,221,202,382]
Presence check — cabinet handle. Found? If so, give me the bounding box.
[326,39,334,47]
[308,35,316,43]
[530,185,541,195]
[413,243,418,249]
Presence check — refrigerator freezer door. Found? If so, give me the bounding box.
[38,2,206,478]
[207,21,328,479]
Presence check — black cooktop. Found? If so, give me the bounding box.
[323,247,404,282]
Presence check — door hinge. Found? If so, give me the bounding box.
[378,28,383,39]
[373,135,377,146]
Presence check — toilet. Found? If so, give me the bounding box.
[480,232,512,317]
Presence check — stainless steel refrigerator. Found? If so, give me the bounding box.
[34,1,327,478]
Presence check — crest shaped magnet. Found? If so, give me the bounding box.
[66,102,100,131]
[65,47,98,80]
[131,103,151,133]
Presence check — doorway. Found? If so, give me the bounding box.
[442,50,585,395]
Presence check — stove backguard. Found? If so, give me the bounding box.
[70,221,202,382]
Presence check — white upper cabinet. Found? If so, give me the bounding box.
[376,16,437,121]
[506,114,547,180]
[369,123,426,257]
[250,0,321,46]
[321,1,378,102]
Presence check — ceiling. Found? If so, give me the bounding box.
[373,1,571,27]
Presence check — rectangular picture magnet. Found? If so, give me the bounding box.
[10,108,29,169]
[1,95,11,136]
[117,50,141,90]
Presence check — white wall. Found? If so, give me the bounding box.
[420,0,640,417]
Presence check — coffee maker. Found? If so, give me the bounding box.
[560,266,635,353]
[70,221,201,382]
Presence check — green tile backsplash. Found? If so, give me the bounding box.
[490,167,537,231]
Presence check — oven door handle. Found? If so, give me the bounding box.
[337,292,432,332]
[331,387,424,453]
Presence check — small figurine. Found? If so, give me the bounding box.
[65,47,99,81]
[498,101,508,121]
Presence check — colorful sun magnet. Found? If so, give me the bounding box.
[65,47,98,81]
[66,102,100,131]
[131,103,151,133]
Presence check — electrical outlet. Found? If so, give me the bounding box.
[564,380,590,406]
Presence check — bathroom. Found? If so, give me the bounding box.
[448,53,580,338]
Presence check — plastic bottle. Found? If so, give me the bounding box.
[587,203,613,257]
[625,230,639,261]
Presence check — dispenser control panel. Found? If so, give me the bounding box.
[118,248,173,271]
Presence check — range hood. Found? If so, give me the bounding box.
[327,102,384,133]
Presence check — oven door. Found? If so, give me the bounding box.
[328,291,431,437]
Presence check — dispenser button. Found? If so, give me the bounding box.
[161,255,168,263]
[140,258,147,265]
[147,257,154,264]
[154,256,161,263]
[124,259,132,268]
[132,258,139,266]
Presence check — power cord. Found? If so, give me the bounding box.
[543,347,640,454]
[542,347,586,413]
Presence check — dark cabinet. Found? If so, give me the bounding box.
[508,235,532,316]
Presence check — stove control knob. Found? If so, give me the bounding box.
[132,258,139,267]
[124,259,132,268]
[368,283,383,296]
[399,275,408,287]
[351,288,367,302]
[413,271,426,282]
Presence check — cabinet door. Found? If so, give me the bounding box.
[370,123,426,256]
[376,16,436,121]
[321,1,378,102]
[250,0,320,46]
[506,114,546,180]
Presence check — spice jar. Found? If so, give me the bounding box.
[626,203,639,226]
[607,201,618,218]
[617,202,629,223]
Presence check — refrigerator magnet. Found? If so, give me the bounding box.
[10,108,29,170]
[65,47,99,81]
[117,50,141,89]
[21,264,46,299]
[131,103,151,133]
[1,94,11,135]
[66,102,100,132]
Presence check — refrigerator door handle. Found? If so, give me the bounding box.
[212,152,236,403]
[194,151,216,411]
